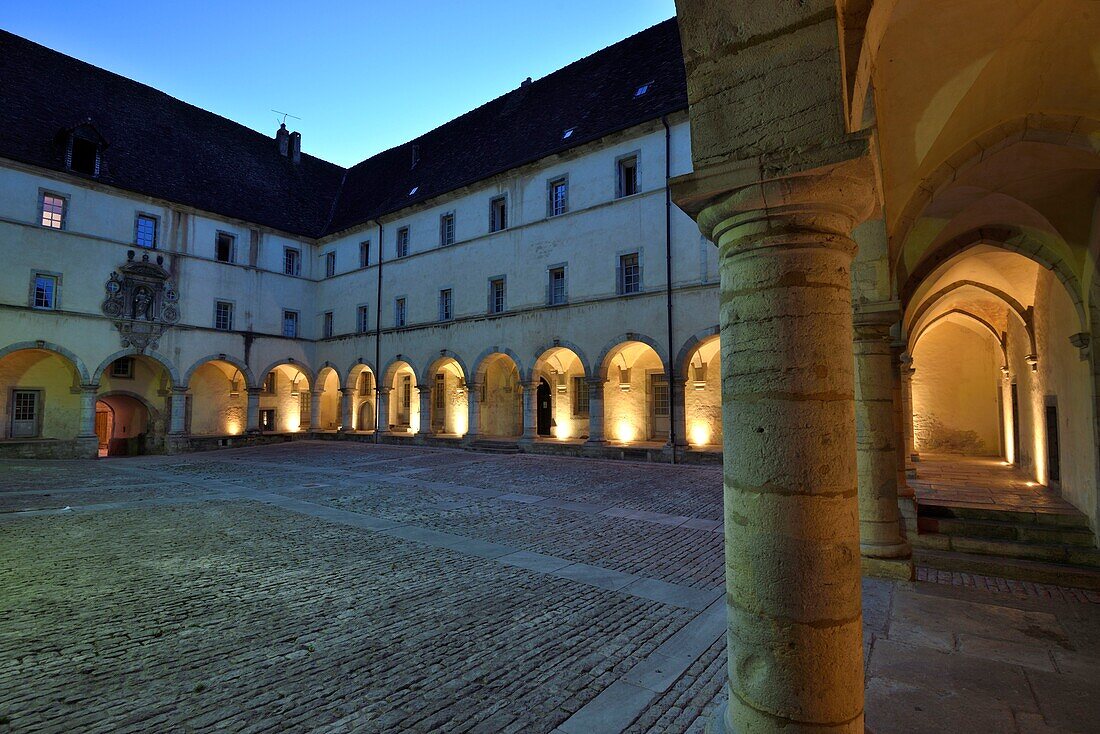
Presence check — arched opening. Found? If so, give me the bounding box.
[536,379,551,437]
[186,360,247,436]
[0,346,83,441]
[97,354,172,452]
[95,394,152,456]
[258,364,311,433]
[602,341,667,444]
[384,361,418,434]
[682,335,722,449]
[347,364,376,432]
[315,366,342,431]
[532,346,587,441]
[477,353,522,438]
[425,357,467,436]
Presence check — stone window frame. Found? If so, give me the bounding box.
[547,174,570,218]
[110,357,135,379]
[215,230,237,263]
[438,287,453,322]
[322,310,334,339]
[487,275,507,315]
[489,194,508,233]
[37,188,69,230]
[440,211,456,247]
[615,150,641,198]
[396,227,411,258]
[571,375,590,418]
[616,249,643,295]
[28,269,62,311]
[213,298,235,331]
[394,296,407,328]
[356,304,370,334]
[133,211,160,249]
[547,263,567,306]
[283,247,302,277]
[359,240,371,268]
[323,250,337,278]
[282,309,300,338]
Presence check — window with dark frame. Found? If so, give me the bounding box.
[572,376,590,417]
[617,156,638,197]
[439,289,452,321]
[69,137,99,175]
[32,274,57,310]
[549,177,568,216]
[489,278,505,314]
[323,311,334,338]
[40,193,65,229]
[215,232,235,263]
[135,214,157,248]
[214,300,234,331]
[490,196,507,232]
[549,267,566,305]
[618,252,641,294]
[324,251,336,278]
[357,305,369,334]
[395,297,407,327]
[263,371,277,394]
[440,213,455,246]
[282,310,299,338]
[283,248,301,276]
[359,240,370,268]
[396,227,410,258]
[111,358,134,379]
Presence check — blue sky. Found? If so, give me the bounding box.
[4,1,677,167]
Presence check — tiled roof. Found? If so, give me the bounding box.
[0,18,686,239]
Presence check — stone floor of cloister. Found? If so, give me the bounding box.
[1,442,1099,733]
[911,454,1082,514]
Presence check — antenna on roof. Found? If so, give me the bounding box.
[271,109,302,126]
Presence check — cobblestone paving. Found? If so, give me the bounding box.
[2,441,1099,733]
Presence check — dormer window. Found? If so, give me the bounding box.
[62,122,107,177]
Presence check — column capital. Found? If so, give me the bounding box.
[417,384,433,395]
[853,302,900,342]
[339,387,356,395]
[246,387,265,396]
[377,386,392,395]
[79,383,99,393]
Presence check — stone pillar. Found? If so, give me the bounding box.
[246,388,262,433]
[670,374,688,448]
[584,377,605,445]
[309,388,322,431]
[520,380,538,441]
[854,307,914,579]
[418,385,432,435]
[78,384,98,437]
[339,388,355,432]
[466,383,481,439]
[898,354,918,467]
[169,387,188,435]
[678,164,875,734]
[377,387,391,434]
[892,343,918,535]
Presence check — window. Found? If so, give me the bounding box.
[214,300,234,331]
[440,213,455,247]
[299,390,311,428]
[69,137,100,176]
[110,358,134,379]
[562,127,575,139]
[395,297,406,327]
[324,252,336,278]
[322,311,334,338]
[549,177,568,217]
[40,193,65,229]
[572,376,590,418]
[215,232,236,263]
[490,196,507,232]
[548,267,566,306]
[282,310,299,338]
[31,273,58,310]
[396,227,410,258]
[263,372,277,394]
[634,82,652,97]
[618,252,641,294]
[10,389,41,438]
[359,240,370,268]
[283,248,301,276]
[489,278,506,314]
[617,156,639,197]
[135,214,157,249]
[357,305,369,334]
[439,289,452,321]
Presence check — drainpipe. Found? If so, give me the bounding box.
[662,115,676,464]
[374,220,384,444]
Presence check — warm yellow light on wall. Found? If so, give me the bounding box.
[615,420,637,443]
[689,422,711,447]
[555,424,571,440]
[226,420,242,435]
[287,416,301,433]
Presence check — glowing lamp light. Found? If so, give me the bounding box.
[226,420,242,435]
[615,420,637,443]
[689,422,711,447]
[555,424,571,440]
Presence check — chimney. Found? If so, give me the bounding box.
[289,131,301,164]
[411,144,420,170]
[521,77,532,87]
[275,123,289,156]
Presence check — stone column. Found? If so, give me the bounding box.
[520,380,538,441]
[465,383,481,440]
[584,377,605,445]
[309,388,322,431]
[339,388,355,432]
[418,385,432,435]
[854,307,913,579]
[169,387,188,435]
[680,165,874,734]
[246,388,262,433]
[78,384,98,437]
[377,387,391,434]
[892,343,918,534]
[898,354,918,467]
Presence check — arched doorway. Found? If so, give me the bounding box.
[476,353,522,438]
[357,400,375,432]
[383,361,418,434]
[95,394,151,456]
[600,340,667,444]
[96,354,173,452]
[347,363,377,432]
[532,346,587,440]
[536,378,551,436]
[424,356,468,436]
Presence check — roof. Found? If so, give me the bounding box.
[0,18,686,239]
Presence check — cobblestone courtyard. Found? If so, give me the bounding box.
[2,442,1100,733]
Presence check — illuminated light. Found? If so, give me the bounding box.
[689,422,711,447]
[615,419,637,443]
[1027,481,1037,487]
[555,424,572,440]
[226,420,242,435]
[287,416,301,433]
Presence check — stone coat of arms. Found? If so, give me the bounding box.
[101,250,180,351]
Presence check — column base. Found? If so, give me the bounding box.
[861,554,915,581]
[706,698,874,733]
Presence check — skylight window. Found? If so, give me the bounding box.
[635,82,652,97]
[562,127,575,140]
[408,186,419,196]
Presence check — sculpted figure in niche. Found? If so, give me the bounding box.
[132,286,153,320]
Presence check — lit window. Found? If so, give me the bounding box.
[618,253,640,294]
[617,156,638,197]
[634,82,652,97]
[357,305,369,334]
[549,177,568,217]
[323,311,334,338]
[439,289,452,321]
[215,232,235,263]
[395,297,406,327]
[396,227,410,258]
[489,278,505,314]
[490,196,507,232]
[32,273,57,310]
[359,240,370,268]
[283,248,301,276]
[135,214,157,248]
[214,300,234,331]
[549,267,566,305]
[324,251,336,278]
[40,193,65,229]
[440,213,455,246]
[282,310,299,338]
[562,127,575,139]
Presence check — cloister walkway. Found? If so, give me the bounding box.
[911,454,1082,515]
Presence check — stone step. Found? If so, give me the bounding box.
[912,532,1100,567]
[916,516,1097,547]
[465,441,521,455]
[915,549,1100,591]
[918,501,1090,529]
